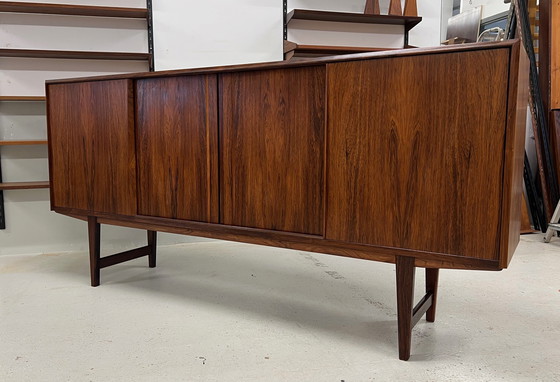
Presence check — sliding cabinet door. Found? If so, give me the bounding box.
[220,66,325,235]
[136,75,219,222]
[47,80,137,216]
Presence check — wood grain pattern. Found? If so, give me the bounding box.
[47,80,136,215]
[220,66,325,235]
[326,49,511,261]
[499,41,528,268]
[136,75,218,222]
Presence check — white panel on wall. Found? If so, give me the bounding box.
[0,102,46,140]
[152,0,282,70]
[287,20,405,48]
[288,0,366,13]
[0,58,149,96]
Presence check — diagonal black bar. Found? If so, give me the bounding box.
[412,292,433,328]
[98,245,151,269]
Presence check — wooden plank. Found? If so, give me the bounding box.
[47,80,137,215]
[220,66,325,235]
[0,48,150,61]
[287,9,420,27]
[0,181,49,190]
[0,96,45,102]
[136,75,219,222]
[0,1,147,18]
[326,49,511,261]
[0,140,47,146]
[284,43,397,56]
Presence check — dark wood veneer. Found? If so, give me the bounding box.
[136,75,219,222]
[47,80,136,215]
[325,49,510,260]
[220,66,325,234]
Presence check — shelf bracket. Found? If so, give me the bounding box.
[283,0,288,40]
[147,0,155,71]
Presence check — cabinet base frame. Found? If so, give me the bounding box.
[85,217,438,360]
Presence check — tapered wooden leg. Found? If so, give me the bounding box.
[148,230,157,268]
[426,268,439,322]
[396,256,415,361]
[88,216,101,287]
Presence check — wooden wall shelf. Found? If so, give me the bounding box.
[0,140,47,146]
[0,96,46,102]
[0,181,50,190]
[287,9,422,30]
[0,1,147,18]
[283,40,394,59]
[0,48,151,61]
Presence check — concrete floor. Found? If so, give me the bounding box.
[0,234,559,381]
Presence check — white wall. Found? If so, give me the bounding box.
[152,0,283,70]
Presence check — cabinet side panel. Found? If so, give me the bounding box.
[47,80,137,216]
[220,66,325,235]
[500,43,529,268]
[326,49,510,260]
[136,75,218,222]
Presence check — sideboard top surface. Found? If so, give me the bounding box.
[46,40,519,85]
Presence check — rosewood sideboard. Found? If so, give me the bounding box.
[46,40,528,360]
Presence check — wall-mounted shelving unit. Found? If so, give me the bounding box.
[0,1,154,230]
[283,4,422,59]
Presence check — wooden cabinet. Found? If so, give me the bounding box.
[136,75,219,222]
[47,80,137,215]
[46,42,526,269]
[46,41,528,360]
[220,66,325,234]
